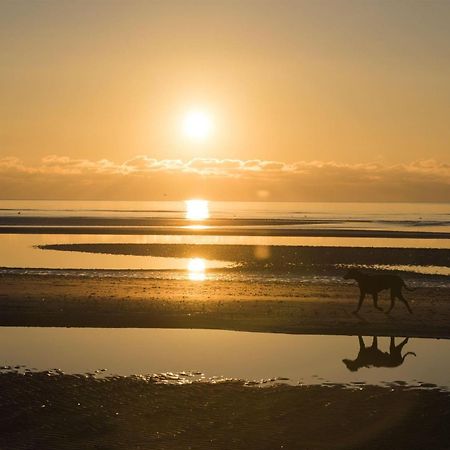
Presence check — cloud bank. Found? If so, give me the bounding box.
[0,155,449,202]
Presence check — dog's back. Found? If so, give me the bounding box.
[344,269,413,313]
[360,273,404,294]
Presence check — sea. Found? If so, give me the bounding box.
[0,200,449,282]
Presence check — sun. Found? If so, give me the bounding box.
[182,110,213,141]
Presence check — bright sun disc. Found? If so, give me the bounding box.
[185,200,209,220]
[183,110,213,141]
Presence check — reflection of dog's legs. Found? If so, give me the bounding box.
[390,337,416,364]
[353,292,366,313]
[372,293,383,311]
[358,336,365,350]
[393,337,408,353]
[371,336,378,349]
[398,293,413,314]
[389,336,397,353]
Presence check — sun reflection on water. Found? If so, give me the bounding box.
[187,257,206,281]
[185,200,209,220]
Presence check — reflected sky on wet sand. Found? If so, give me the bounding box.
[1,327,450,390]
[0,234,449,273]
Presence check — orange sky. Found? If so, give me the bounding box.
[1,1,449,201]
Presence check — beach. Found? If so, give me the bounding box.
[2,271,450,449]
[1,372,450,450]
[0,200,449,449]
[1,273,449,338]
[3,1,450,447]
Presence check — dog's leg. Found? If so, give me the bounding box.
[372,293,383,311]
[397,292,413,314]
[353,292,366,314]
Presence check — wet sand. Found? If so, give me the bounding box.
[1,371,449,450]
[2,225,450,238]
[0,274,449,338]
[1,271,450,449]
[38,242,450,268]
[2,214,450,240]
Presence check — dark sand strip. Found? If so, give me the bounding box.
[1,372,449,450]
[2,215,449,229]
[2,217,332,226]
[2,225,450,238]
[0,275,449,338]
[38,243,450,267]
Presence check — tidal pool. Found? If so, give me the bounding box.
[0,327,449,389]
[0,234,448,280]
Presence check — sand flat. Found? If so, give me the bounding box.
[1,372,450,450]
[1,274,449,338]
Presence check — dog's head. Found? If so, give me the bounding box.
[342,359,359,372]
[343,268,360,280]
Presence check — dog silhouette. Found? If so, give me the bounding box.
[344,268,414,314]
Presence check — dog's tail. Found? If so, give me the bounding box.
[402,280,417,291]
[402,352,417,362]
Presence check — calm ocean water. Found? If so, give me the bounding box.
[0,200,449,227]
[0,200,448,281]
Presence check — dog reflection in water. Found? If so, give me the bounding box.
[343,336,416,372]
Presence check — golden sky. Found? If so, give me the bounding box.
[1,1,449,201]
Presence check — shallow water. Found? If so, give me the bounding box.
[1,201,450,240]
[0,234,449,279]
[0,234,232,273]
[1,201,448,281]
[1,327,449,390]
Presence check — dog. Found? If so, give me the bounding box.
[343,268,414,314]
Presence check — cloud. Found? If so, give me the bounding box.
[0,155,448,201]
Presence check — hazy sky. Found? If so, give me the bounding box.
[1,1,449,200]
